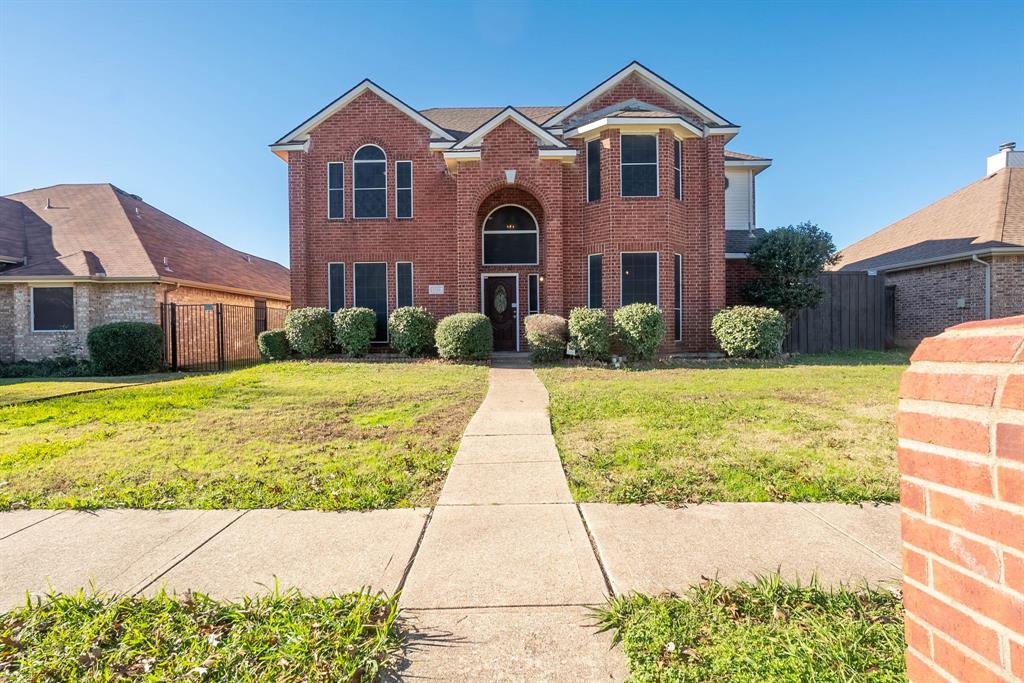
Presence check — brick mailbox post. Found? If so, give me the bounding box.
[897,315,1024,682]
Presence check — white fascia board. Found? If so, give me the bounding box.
[726,158,772,175]
[452,107,567,150]
[565,116,704,138]
[538,149,577,163]
[271,79,455,147]
[442,150,481,160]
[430,141,454,151]
[545,61,733,128]
[706,126,740,137]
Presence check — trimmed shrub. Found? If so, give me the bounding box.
[284,307,333,358]
[712,306,787,358]
[0,357,95,378]
[435,313,493,360]
[86,322,164,375]
[388,307,436,357]
[568,307,611,361]
[525,314,568,363]
[613,304,665,362]
[333,307,377,357]
[257,329,290,361]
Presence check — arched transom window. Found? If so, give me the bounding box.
[482,205,539,266]
[354,144,386,218]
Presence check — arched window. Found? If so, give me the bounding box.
[354,145,386,218]
[482,205,539,265]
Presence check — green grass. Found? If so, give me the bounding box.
[0,588,401,682]
[0,374,182,406]
[537,351,908,504]
[596,575,905,683]
[0,361,487,510]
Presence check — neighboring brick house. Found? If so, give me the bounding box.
[836,144,1024,346]
[273,62,771,352]
[0,184,289,362]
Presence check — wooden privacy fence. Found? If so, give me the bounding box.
[783,271,891,353]
[159,303,288,372]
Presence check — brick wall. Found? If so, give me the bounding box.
[0,286,13,362]
[725,259,759,306]
[158,284,288,309]
[897,315,1024,682]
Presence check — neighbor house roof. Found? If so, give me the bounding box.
[836,167,1024,271]
[0,184,290,300]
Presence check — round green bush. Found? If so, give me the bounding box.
[388,307,436,357]
[711,306,787,358]
[613,304,666,362]
[284,307,333,358]
[524,313,568,363]
[86,321,164,375]
[333,307,376,357]
[568,307,611,361]
[435,313,493,360]
[257,329,290,361]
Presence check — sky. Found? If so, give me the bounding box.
[1,0,1022,267]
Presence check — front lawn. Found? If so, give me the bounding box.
[538,351,907,504]
[0,361,487,510]
[0,374,181,406]
[597,575,904,683]
[0,589,401,682]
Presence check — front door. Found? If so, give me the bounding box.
[483,276,517,351]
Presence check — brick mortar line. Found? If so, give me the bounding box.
[901,507,1024,560]
[903,539,1024,600]
[794,503,901,570]
[903,475,1024,514]
[0,510,65,542]
[904,575,1024,642]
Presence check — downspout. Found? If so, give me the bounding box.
[971,254,991,319]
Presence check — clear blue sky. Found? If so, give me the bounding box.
[2,0,1021,266]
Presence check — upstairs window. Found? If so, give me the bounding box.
[396,161,413,219]
[586,139,601,202]
[354,145,386,218]
[32,286,75,331]
[621,252,658,306]
[620,134,658,197]
[483,205,538,266]
[673,140,682,200]
[328,162,344,219]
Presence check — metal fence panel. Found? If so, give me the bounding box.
[158,303,288,372]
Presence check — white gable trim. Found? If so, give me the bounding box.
[544,61,733,128]
[271,79,455,149]
[564,116,705,139]
[452,107,567,150]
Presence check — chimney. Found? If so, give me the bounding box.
[987,141,1022,174]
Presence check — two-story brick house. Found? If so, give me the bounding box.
[273,62,770,352]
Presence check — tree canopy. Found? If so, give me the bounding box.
[743,222,839,318]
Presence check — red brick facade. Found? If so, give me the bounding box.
[282,67,751,352]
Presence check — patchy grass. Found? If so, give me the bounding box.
[0,374,182,406]
[596,575,904,683]
[538,351,907,504]
[0,588,402,682]
[0,361,487,510]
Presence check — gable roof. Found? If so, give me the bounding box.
[420,106,561,141]
[836,167,1024,271]
[0,184,290,299]
[543,61,733,128]
[451,107,567,150]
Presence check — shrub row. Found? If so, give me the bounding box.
[711,306,786,358]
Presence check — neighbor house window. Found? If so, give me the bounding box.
[354,262,388,342]
[673,254,682,341]
[673,140,682,200]
[32,286,75,331]
[328,262,345,313]
[586,139,601,202]
[396,161,413,219]
[255,299,268,336]
[354,145,386,218]
[588,254,602,309]
[482,205,538,265]
[328,162,344,219]
[396,262,413,307]
[621,252,658,305]
[620,134,658,197]
[528,274,540,314]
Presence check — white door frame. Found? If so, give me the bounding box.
[480,273,520,352]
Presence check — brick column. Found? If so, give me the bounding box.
[897,315,1024,682]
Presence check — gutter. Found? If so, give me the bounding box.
[0,274,288,303]
[971,254,992,319]
[875,246,1024,273]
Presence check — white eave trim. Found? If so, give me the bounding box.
[443,150,481,160]
[725,252,751,259]
[564,116,705,139]
[725,158,772,168]
[429,141,454,151]
[538,149,577,161]
[452,107,567,150]
[871,246,1024,273]
[545,61,733,128]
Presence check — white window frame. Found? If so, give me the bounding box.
[527,273,540,314]
[395,261,414,308]
[30,285,76,332]
[353,261,389,343]
[620,134,659,198]
[673,139,682,200]
[587,253,602,309]
[620,251,660,307]
[327,162,345,220]
[673,253,682,341]
[480,272,520,352]
[585,137,601,203]
[481,203,540,267]
[353,144,387,219]
[327,261,345,312]
[395,160,413,219]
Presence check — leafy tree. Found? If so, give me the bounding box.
[743,222,839,318]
